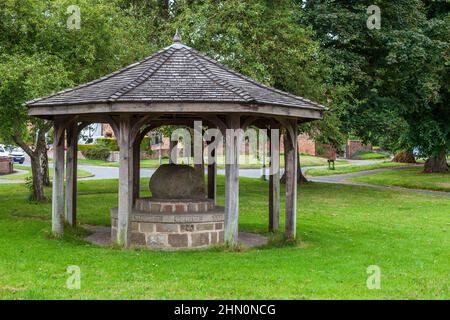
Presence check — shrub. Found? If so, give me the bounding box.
[82,145,110,161]
[77,144,96,152]
[96,138,119,151]
[315,145,325,157]
[393,150,416,163]
[141,136,150,151]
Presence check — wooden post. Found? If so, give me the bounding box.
[207,138,217,203]
[158,135,162,165]
[132,137,141,202]
[284,120,298,240]
[117,116,133,247]
[193,121,205,181]
[65,122,78,226]
[52,120,65,236]
[224,115,241,245]
[269,127,280,232]
[169,139,177,164]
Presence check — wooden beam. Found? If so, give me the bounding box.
[117,116,133,247]
[169,139,177,164]
[28,102,324,121]
[241,116,258,131]
[284,120,298,240]
[130,115,153,143]
[65,122,78,226]
[207,138,217,203]
[224,115,241,245]
[52,120,65,236]
[268,126,280,232]
[132,137,141,202]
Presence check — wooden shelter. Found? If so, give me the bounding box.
[27,32,325,248]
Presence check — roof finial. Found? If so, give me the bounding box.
[173,29,182,43]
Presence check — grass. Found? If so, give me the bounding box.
[0,177,449,299]
[352,151,390,160]
[78,154,349,169]
[305,161,409,177]
[348,167,450,192]
[0,165,92,181]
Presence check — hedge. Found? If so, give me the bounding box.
[82,145,110,161]
[78,144,96,152]
[79,136,152,154]
[96,138,119,151]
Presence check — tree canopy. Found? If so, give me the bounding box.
[302,0,449,170]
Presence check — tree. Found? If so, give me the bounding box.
[0,0,151,200]
[168,0,330,182]
[0,54,72,201]
[303,0,449,172]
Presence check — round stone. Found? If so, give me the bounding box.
[149,164,206,199]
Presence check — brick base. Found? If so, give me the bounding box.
[111,201,224,250]
[0,157,13,175]
[135,198,215,213]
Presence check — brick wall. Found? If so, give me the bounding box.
[315,143,336,160]
[0,157,13,175]
[346,140,372,158]
[298,133,316,156]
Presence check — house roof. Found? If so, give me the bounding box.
[27,34,326,115]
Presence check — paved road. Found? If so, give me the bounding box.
[2,159,448,197]
[1,159,382,183]
[309,165,450,197]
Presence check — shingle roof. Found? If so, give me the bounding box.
[26,41,325,111]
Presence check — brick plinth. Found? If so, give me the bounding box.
[111,205,224,250]
[135,198,215,213]
[0,157,13,175]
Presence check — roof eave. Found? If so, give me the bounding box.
[28,101,323,120]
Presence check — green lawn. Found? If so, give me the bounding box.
[78,154,349,169]
[348,167,450,192]
[305,162,409,177]
[0,177,448,299]
[0,165,92,181]
[352,151,390,160]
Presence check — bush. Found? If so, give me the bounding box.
[78,144,96,152]
[96,138,119,151]
[141,136,150,151]
[315,145,325,157]
[393,150,416,163]
[82,145,110,161]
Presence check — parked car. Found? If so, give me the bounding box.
[0,144,10,157]
[8,147,26,164]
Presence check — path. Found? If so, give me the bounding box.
[308,165,450,197]
[4,159,447,197]
[1,159,382,183]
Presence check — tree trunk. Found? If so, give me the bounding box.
[42,151,50,186]
[297,151,308,183]
[12,130,48,202]
[30,154,46,202]
[280,133,308,183]
[36,130,50,186]
[424,151,448,173]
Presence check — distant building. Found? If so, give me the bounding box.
[78,123,103,144]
